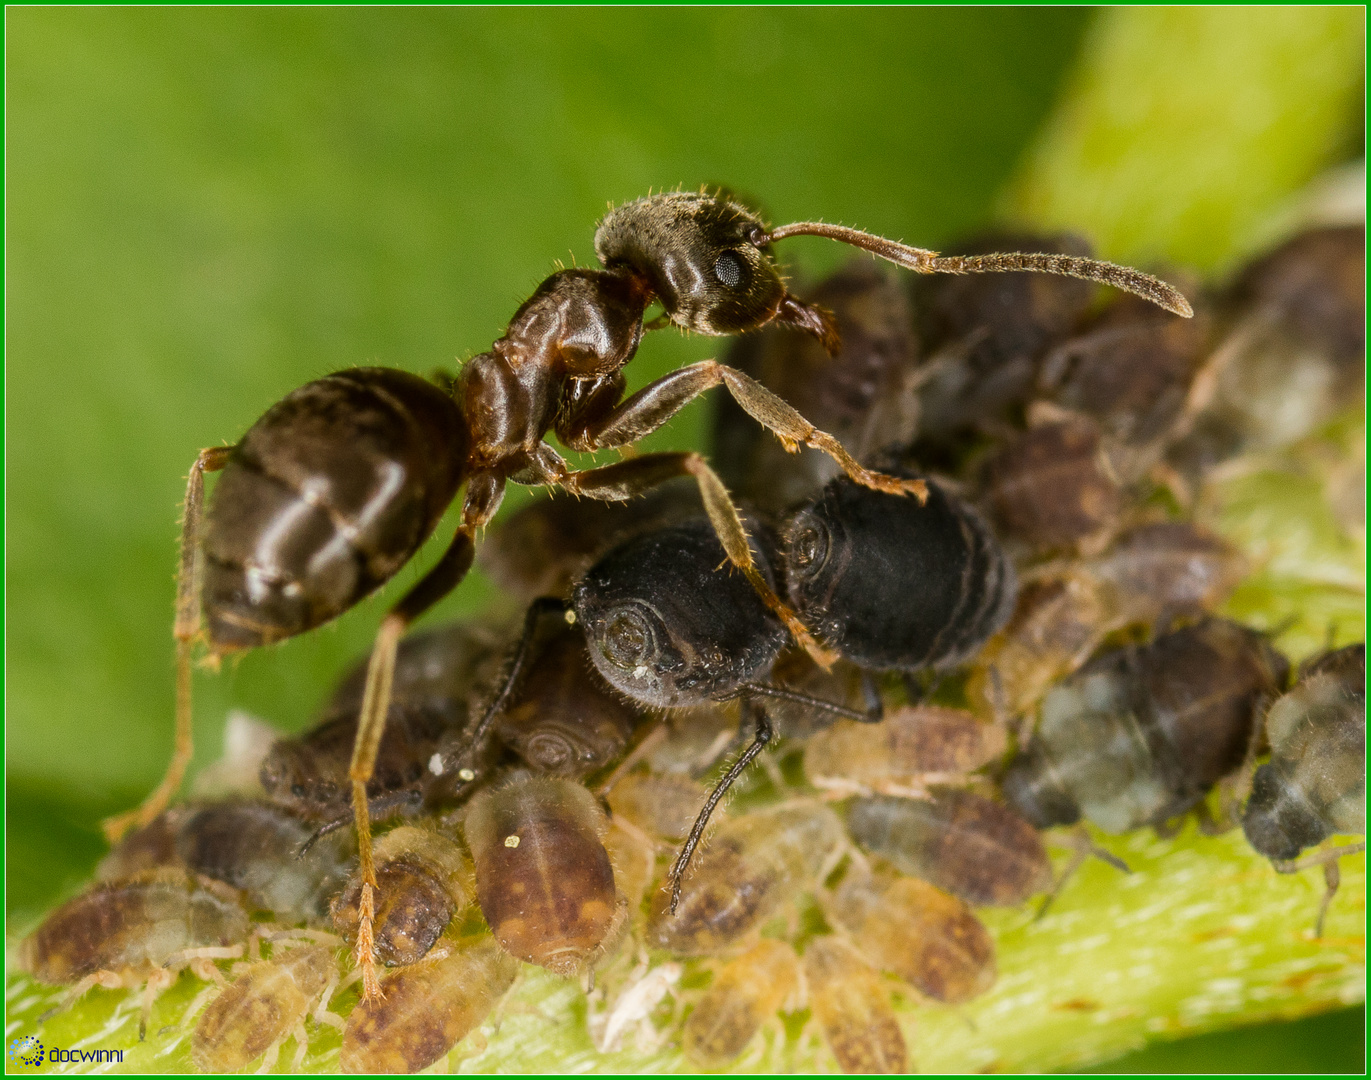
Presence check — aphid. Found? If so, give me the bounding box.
[783,475,1017,673]
[979,410,1124,555]
[340,937,518,1074]
[1037,284,1211,483]
[191,941,343,1073]
[846,790,1052,907]
[463,773,625,976]
[258,621,503,826]
[802,704,1008,799]
[1169,224,1365,481]
[480,479,700,604]
[332,824,472,967]
[1002,618,1289,833]
[647,801,845,956]
[803,935,908,1075]
[1243,643,1366,935]
[712,260,919,513]
[492,618,648,778]
[113,189,1190,996]
[826,868,996,1005]
[567,515,877,904]
[682,938,800,1068]
[606,771,710,842]
[969,522,1247,721]
[906,231,1097,461]
[22,869,249,1037]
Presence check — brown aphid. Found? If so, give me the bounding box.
[648,801,845,956]
[1170,224,1365,479]
[22,869,249,1035]
[803,705,1007,798]
[713,260,919,513]
[1038,285,1211,481]
[683,938,800,1068]
[908,231,1096,458]
[493,620,648,778]
[1004,618,1290,834]
[828,870,996,1004]
[479,480,701,603]
[341,937,518,1074]
[1088,522,1247,623]
[175,799,357,924]
[606,771,710,841]
[804,935,908,1074]
[332,825,471,967]
[968,570,1116,721]
[979,411,1124,554]
[464,774,623,976]
[969,522,1246,721]
[192,942,342,1073]
[846,790,1052,907]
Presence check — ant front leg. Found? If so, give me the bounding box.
[105,445,235,843]
[345,473,499,1001]
[562,360,927,502]
[543,448,835,667]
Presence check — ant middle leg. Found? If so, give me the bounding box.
[105,444,235,843]
[552,450,835,666]
[560,360,928,501]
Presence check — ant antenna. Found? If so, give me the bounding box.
[765,222,1194,318]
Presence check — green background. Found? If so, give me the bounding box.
[6,7,1364,1072]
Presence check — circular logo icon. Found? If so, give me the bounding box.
[9,1035,44,1067]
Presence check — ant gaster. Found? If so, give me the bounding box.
[109,188,1192,998]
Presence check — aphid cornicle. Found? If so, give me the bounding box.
[1243,642,1366,936]
[111,188,1191,996]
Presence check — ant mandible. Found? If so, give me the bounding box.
[106,188,1192,998]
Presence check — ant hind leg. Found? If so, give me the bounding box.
[104,445,235,843]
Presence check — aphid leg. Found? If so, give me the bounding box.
[104,444,234,843]
[256,1039,281,1075]
[668,700,774,913]
[312,968,346,1032]
[140,967,175,1040]
[348,506,484,1001]
[289,1023,310,1072]
[1274,842,1366,938]
[1037,827,1129,921]
[554,449,836,667]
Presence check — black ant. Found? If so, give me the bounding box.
[108,188,1192,996]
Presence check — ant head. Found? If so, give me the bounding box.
[595,191,840,350]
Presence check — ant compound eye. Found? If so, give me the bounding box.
[713,250,748,290]
[789,520,832,580]
[601,607,656,670]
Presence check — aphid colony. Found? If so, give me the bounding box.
[21,203,1363,1073]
